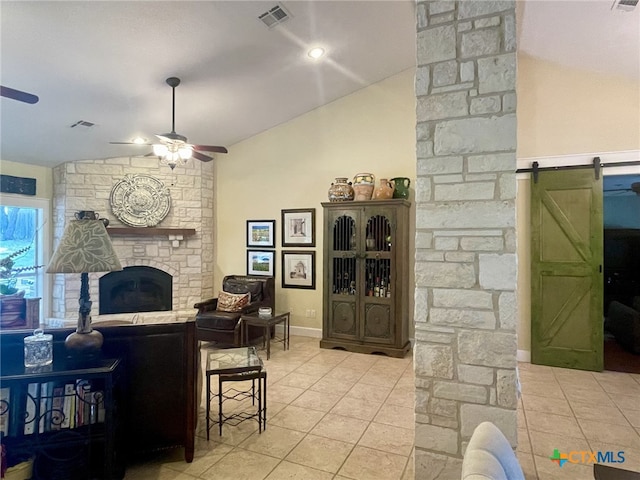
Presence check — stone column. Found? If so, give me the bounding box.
[414,1,518,477]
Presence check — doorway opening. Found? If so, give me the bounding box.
[603,174,640,373]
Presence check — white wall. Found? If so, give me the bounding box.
[214,69,417,331]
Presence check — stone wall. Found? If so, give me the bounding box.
[50,156,214,321]
[414,1,518,477]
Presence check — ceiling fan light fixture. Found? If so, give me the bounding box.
[178,145,193,160]
[154,141,191,170]
[158,151,188,170]
[132,137,147,144]
[153,143,168,157]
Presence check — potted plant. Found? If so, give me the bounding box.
[0,246,41,295]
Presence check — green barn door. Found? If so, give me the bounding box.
[531,169,603,371]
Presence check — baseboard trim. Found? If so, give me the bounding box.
[277,326,416,352]
[517,349,531,363]
[275,324,322,338]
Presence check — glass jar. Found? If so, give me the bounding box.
[24,328,53,367]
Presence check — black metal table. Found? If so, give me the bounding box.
[241,311,290,360]
[203,346,266,438]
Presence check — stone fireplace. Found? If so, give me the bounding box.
[49,156,215,324]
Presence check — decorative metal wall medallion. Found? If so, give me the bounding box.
[109,174,171,227]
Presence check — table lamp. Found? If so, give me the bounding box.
[46,211,122,357]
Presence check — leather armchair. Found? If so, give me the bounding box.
[194,275,275,346]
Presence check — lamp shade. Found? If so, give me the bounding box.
[46,219,122,274]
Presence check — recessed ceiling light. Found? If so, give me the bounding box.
[308,47,325,60]
[132,137,147,144]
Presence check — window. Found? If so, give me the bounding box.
[0,197,49,317]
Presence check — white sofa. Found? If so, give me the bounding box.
[461,422,524,480]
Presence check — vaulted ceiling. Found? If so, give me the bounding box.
[1,0,638,168]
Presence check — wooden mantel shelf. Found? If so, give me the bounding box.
[107,227,196,236]
[107,227,196,246]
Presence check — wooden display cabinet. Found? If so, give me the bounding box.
[320,199,411,357]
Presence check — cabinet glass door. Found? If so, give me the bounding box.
[362,212,394,344]
[331,214,357,295]
[328,213,358,339]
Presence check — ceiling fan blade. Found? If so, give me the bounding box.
[193,145,228,154]
[0,85,39,104]
[192,150,213,163]
[109,141,152,146]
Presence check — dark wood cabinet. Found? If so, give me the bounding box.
[320,199,411,357]
[0,321,197,477]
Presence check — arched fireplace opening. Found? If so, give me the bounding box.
[99,266,172,315]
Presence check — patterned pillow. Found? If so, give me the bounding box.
[217,291,250,313]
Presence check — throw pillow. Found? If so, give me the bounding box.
[217,291,250,313]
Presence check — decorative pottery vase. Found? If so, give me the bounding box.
[328,177,355,202]
[372,178,395,200]
[75,210,109,227]
[352,172,375,201]
[391,177,411,199]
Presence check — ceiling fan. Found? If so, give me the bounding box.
[111,77,227,169]
[0,85,39,104]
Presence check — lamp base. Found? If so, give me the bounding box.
[64,329,103,357]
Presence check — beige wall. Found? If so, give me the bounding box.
[214,68,417,331]
[0,159,54,199]
[516,54,640,353]
[517,54,640,159]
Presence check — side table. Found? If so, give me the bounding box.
[203,346,266,438]
[241,311,290,360]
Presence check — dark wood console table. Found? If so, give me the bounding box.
[0,357,121,479]
[0,321,198,475]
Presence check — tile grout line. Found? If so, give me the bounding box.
[518,388,540,480]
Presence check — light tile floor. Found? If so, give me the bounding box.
[123,336,640,479]
[517,361,640,480]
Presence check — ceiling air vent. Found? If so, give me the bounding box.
[258,3,291,28]
[612,0,638,11]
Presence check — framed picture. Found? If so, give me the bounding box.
[247,250,275,277]
[281,208,315,247]
[247,219,275,248]
[282,251,315,289]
